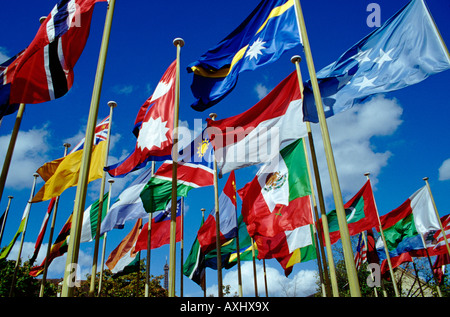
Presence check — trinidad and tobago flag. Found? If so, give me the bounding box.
[9,0,106,105]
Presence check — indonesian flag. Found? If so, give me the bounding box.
[197,171,238,253]
[106,61,176,177]
[206,71,307,177]
[10,0,106,104]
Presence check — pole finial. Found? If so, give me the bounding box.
[291,55,302,64]
[33,173,40,178]
[423,177,429,181]
[39,16,47,24]
[209,113,217,120]
[173,38,185,47]
[107,101,117,108]
[108,179,115,184]
[63,142,71,148]
[364,172,370,177]
[8,195,13,199]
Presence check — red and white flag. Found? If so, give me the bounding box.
[106,61,176,177]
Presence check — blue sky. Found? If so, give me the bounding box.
[0,0,449,297]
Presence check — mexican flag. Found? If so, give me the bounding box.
[323,180,379,245]
[238,138,313,238]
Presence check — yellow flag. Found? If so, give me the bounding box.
[32,141,107,203]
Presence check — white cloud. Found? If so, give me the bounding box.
[0,127,51,190]
[0,46,10,63]
[206,262,318,297]
[111,84,135,95]
[310,95,403,201]
[438,158,450,181]
[255,83,269,100]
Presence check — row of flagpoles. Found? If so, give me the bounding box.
[0,0,450,298]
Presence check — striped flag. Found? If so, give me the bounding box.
[29,197,56,264]
[354,233,367,270]
[433,214,450,254]
[70,115,110,153]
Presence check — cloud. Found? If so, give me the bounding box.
[0,46,10,63]
[310,95,403,201]
[206,262,318,297]
[111,84,135,95]
[438,158,450,181]
[255,83,269,100]
[0,127,51,190]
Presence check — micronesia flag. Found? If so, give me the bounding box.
[9,0,106,104]
[187,0,301,112]
[302,0,450,123]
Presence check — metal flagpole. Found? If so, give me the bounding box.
[251,237,258,297]
[234,203,243,297]
[291,55,338,297]
[201,208,207,297]
[97,179,114,297]
[145,161,155,297]
[293,0,361,297]
[89,100,117,296]
[209,112,223,297]
[39,142,71,297]
[262,259,268,297]
[365,172,400,297]
[180,196,184,297]
[61,0,116,297]
[0,103,25,205]
[423,177,450,257]
[0,196,13,246]
[9,173,39,297]
[168,37,184,297]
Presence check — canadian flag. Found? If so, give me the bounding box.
[106,60,176,177]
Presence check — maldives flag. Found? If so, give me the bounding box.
[322,180,379,245]
[10,0,106,104]
[135,199,182,251]
[197,171,238,253]
[206,71,307,177]
[238,138,312,238]
[106,61,176,177]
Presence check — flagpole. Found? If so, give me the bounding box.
[293,0,361,297]
[89,100,117,297]
[262,259,268,297]
[201,208,207,297]
[209,112,224,297]
[39,142,71,297]
[9,172,39,297]
[418,233,443,297]
[61,0,116,297]
[145,161,155,297]
[180,197,185,297]
[291,55,338,297]
[168,37,184,298]
[0,103,25,205]
[251,237,258,297]
[234,207,243,297]
[364,172,400,297]
[98,179,114,297]
[0,195,13,246]
[423,177,450,257]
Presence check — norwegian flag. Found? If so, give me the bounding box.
[354,233,367,270]
[9,0,106,104]
[105,61,176,177]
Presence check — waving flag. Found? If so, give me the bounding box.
[70,116,110,153]
[0,51,23,120]
[188,0,301,111]
[206,71,306,177]
[303,0,450,122]
[105,61,176,177]
[197,171,238,253]
[10,0,107,104]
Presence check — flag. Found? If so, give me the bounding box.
[365,229,379,264]
[31,140,106,203]
[433,253,450,285]
[0,50,24,120]
[254,224,316,276]
[197,171,238,253]
[187,0,301,111]
[303,0,450,123]
[206,71,306,177]
[29,198,56,264]
[238,138,312,238]
[0,202,32,260]
[105,61,176,177]
[9,0,107,104]
[70,115,110,153]
[432,214,450,255]
[140,159,214,213]
[183,219,206,289]
[100,166,154,234]
[80,193,109,243]
[322,180,379,245]
[376,186,441,274]
[106,219,143,277]
[134,199,182,251]
[354,233,367,270]
[30,213,72,277]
